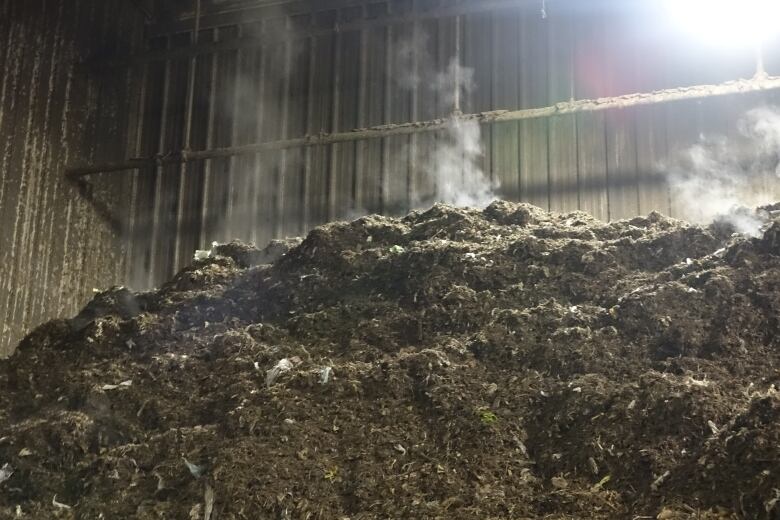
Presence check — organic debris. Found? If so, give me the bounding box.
[2,201,780,519]
[0,465,12,486]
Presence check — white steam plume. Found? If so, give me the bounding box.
[433,107,497,208]
[393,34,497,208]
[668,105,780,236]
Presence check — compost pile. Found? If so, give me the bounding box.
[3,201,780,520]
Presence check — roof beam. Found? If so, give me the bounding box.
[150,0,374,36]
[133,0,527,65]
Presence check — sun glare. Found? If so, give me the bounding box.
[666,0,780,48]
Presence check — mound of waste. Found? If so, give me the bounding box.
[3,201,780,519]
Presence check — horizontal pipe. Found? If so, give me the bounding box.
[66,75,780,178]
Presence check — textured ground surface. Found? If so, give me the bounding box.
[2,201,780,519]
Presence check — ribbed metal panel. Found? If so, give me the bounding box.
[0,0,144,356]
[4,0,780,356]
[125,0,780,290]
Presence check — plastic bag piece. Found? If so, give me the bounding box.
[319,366,333,385]
[0,463,13,485]
[266,358,294,387]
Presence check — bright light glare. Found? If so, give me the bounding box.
[667,0,780,47]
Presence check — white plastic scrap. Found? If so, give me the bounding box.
[0,463,13,485]
[184,458,205,479]
[193,249,212,261]
[266,359,294,387]
[765,488,780,514]
[651,470,671,491]
[189,504,203,520]
[52,495,72,510]
[708,420,720,435]
[319,366,333,385]
[17,448,32,458]
[685,376,709,388]
[194,241,220,262]
[204,483,215,520]
[101,380,133,391]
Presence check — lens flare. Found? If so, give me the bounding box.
[666,0,780,47]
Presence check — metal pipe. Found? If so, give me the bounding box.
[301,31,316,232]
[182,0,202,149]
[224,24,244,240]
[148,38,172,288]
[199,28,219,248]
[380,21,393,213]
[250,20,268,247]
[755,43,767,79]
[66,75,780,177]
[173,0,202,271]
[354,5,369,213]
[453,14,462,114]
[407,0,420,209]
[327,25,343,222]
[276,19,293,237]
[125,61,148,283]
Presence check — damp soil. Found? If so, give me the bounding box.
[2,201,780,519]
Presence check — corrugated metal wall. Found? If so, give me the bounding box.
[0,0,145,356]
[125,0,780,288]
[3,0,780,355]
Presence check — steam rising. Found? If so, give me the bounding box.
[668,106,780,236]
[394,35,497,208]
[433,112,496,207]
